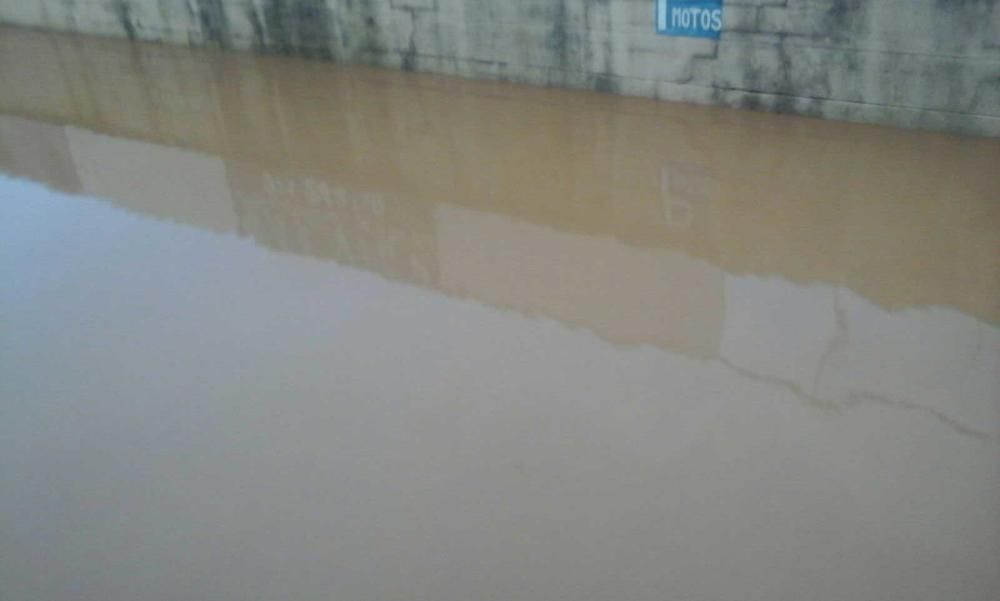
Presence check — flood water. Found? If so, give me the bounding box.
[1,26,999,601]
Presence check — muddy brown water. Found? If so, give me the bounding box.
[1,26,999,601]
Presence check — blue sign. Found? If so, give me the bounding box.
[656,0,724,40]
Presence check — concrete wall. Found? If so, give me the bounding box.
[0,1,998,135]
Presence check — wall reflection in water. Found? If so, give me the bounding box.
[0,27,997,444]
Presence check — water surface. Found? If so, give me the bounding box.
[1,26,999,601]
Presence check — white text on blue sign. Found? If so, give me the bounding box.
[657,0,724,40]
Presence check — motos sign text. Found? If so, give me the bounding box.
[656,0,724,40]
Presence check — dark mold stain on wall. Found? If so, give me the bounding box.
[112,0,137,40]
[825,0,866,43]
[400,7,419,71]
[294,0,334,59]
[261,0,334,59]
[262,0,292,54]
[539,0,593,88]
[246,1,267,50]
[57,0,77,28]
[547,0,570,70]
[585,0,618,94]
[355,0,387,62]
[196,0,230,48]
[333,0,387,63]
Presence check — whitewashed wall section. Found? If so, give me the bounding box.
[0,1,997,135]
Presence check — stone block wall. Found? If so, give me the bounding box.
[0,1,998,135]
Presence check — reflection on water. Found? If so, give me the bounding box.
[1,26,999,601]
[2,27,997,322]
